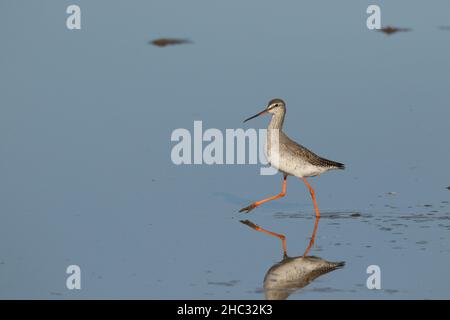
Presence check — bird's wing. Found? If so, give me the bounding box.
[281,133,345,169]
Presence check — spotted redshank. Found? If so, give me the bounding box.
[239,98,345,216]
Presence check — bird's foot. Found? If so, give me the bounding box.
[239,203,257,213]
[239,219,258,228]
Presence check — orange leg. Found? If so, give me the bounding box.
[302,178,320,218]
[302,215,320,257]
[239,175,287,213]
[240,220,287,257]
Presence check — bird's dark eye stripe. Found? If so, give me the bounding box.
[268,104,279,110]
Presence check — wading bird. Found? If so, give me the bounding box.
[239,99,345,216]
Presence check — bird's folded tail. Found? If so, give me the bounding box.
[319,157,345,170]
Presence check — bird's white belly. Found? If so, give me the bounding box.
[265,144,326,178]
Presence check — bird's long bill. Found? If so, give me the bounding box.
[243,109,267,123]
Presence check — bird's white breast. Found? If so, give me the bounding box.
[265,135,326,178]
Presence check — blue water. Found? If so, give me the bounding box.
[1,0,449,299]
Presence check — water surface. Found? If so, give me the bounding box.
[1,0,450,299]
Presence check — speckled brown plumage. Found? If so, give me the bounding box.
[239,98,345,214]
[281,132,345,169]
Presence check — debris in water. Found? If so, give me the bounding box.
[150,38,192,47]
[378,26,411,35]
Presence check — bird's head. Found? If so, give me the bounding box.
[243,98,286,123]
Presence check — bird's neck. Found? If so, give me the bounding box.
[268,112,285,131]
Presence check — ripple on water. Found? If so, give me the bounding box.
[273,211,367,220]
[208,280,240,287]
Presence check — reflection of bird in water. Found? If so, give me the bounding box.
[240,218,344,300]
[240,99,345,215]
[264,256,345,300]
[150,38,192,47]
[241,216,320,257]
[378,26,411,35]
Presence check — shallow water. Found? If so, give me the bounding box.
[1,0,450,299]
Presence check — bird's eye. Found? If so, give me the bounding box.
[274,104,278,107]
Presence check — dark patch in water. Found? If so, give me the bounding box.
[303,287,357,293]
[391,223,407,227]
[150,38,192,47]
[384,289,400,294]
[273,211,367,220]
[208,280,240,287]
